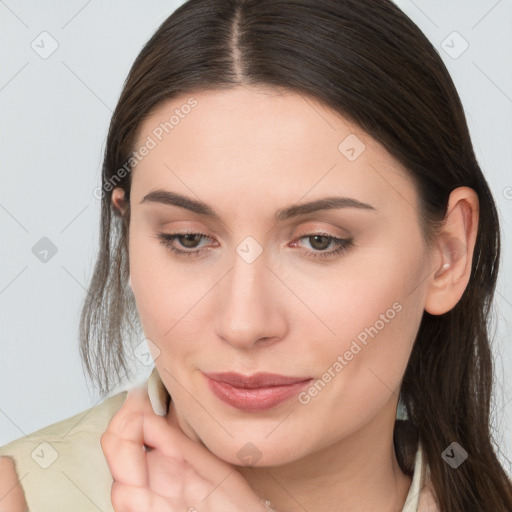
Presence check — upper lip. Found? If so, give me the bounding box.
[204,372,312,389]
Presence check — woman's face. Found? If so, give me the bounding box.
[117,86,433,466]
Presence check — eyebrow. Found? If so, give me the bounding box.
[140,189,377,222]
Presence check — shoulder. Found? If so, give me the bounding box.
[0,390,127,512]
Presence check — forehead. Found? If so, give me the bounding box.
[129,86,417,219]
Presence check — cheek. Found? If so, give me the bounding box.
[294,240,426,397]
[129,215,426,366]
[128,226,186,340]
[289,244,422,348]
[311,245,425,400]
[127,224,219,368]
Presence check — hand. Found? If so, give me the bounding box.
[0,456,28,512]
[101,385,270,512]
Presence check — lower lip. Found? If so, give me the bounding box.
[205,375,312,412]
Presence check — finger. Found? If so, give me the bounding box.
[110,482,176,512]
[143,412,232,482]
[145,446,214,500]
[101,430,148,487]
[0,457,28,512]
[108,385,155,438]
[102,386,153,487]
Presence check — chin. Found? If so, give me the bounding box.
[198,431,310,468]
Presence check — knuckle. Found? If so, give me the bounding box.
[100,431,113,452]
[110,481,123,510]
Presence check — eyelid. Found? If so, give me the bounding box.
[293,227,346,239]
[158,226,346,247]
[156,229,353,261]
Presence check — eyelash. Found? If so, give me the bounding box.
[155,230,353,260]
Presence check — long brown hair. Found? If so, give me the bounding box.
[79,0,512,509]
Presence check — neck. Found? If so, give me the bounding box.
[237,403,412,512]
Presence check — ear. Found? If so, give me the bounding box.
[424,186,479,315]
[112,187,128,216]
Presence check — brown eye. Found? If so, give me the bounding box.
[307,235,332,251]
[292,232,353,259]
[176,233,203,249]
[155,231,212,258]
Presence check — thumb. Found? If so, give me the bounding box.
[0,456,28,512]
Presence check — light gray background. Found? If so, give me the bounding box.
[1,0,511,476]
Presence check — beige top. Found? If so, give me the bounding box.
[0,367,438,511]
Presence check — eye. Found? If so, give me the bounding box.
[154,231,353,260]
[155,231,212,258]
[291,232,353,259]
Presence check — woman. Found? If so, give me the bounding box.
[1,0,511,510]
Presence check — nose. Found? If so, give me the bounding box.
[213,244,288,350]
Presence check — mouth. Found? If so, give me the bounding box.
[203,372,313,411]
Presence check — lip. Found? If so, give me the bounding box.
[204,372,313,411]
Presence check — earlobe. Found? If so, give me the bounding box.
[424,187,479,316]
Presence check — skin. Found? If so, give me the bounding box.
[0,457,27,512]
[0,85,478,511]
[0,87,479,511]
[101,385,268,511]
[108,85,479,511]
